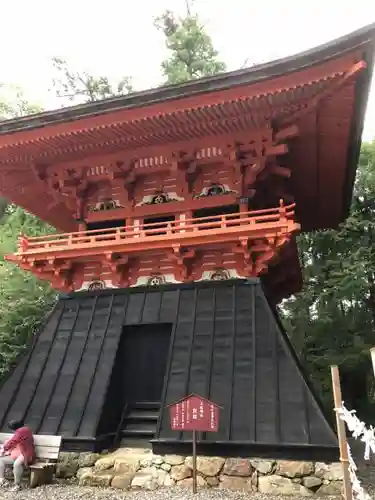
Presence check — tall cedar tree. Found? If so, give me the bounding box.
[155,4,226,84]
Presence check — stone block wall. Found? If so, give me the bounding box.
[56,449,343,495]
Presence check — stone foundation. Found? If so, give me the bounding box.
[56,449,343,495]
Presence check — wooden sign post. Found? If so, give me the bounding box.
[168,394,221,494]
[330,365,353,500]
[370,347,375,379]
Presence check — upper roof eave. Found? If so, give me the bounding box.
[0,22,375,136]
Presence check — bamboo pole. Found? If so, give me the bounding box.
[331,365,353,500]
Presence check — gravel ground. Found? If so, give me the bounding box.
[0,484,345,500]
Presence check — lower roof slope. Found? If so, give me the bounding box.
[0,280,337,458]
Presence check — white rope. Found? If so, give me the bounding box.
[336,404,375,460]
[347,442,371,500]
[335,403,372,500]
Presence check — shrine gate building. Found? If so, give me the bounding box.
[0,23,374,458]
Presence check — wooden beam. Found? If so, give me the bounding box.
[265,143,288,156]
[269,165,292,178]
[274,125,299,142]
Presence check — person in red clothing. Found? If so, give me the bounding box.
[0,420,36,491]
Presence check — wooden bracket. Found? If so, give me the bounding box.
[31,164,73,212]
[104,252,130,286]
[233,238,254,275]
[19,257,74,292]
[254,235,291,275]
[171,245,196,280]
[168,150,199,195]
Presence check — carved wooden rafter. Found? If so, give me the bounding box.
[282,61,367,126]
[171,245,196,281]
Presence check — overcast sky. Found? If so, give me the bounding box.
[1,0,374,139]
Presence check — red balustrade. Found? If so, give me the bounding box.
[10,202,299,261]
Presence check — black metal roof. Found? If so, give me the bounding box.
[0,280,338,458]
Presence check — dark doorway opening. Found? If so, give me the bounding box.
[120,324,172,403]
[98,323,172,447]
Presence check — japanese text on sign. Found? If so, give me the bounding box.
[169,394,220,432]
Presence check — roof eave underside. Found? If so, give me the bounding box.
[0,23,373,233]
[0,22,374,135]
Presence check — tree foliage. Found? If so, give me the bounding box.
[155,2,226,84]
[280,140,375,419]
[0,207,56,376]
[0,84,42,119]
[51,57,133,103]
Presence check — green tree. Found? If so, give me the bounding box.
[0,84,42,119]
[281,140,375,419]
[51,57,133,103]
[155,1,226,84]
[0,90,55,378]
[0,207,56,376]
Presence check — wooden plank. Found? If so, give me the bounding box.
[0,433,61,447]
[34,448,59,460]
[34,435,62,447]
[34,443,60,453]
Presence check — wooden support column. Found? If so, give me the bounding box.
[330,365,353,500]
[239,198,248,220]
[179,213,186,233]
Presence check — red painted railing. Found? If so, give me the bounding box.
[14,201,298,258]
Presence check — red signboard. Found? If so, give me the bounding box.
[168,394,220,432]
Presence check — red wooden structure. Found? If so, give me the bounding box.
[0,24,374,305]
[169,394,220,433]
